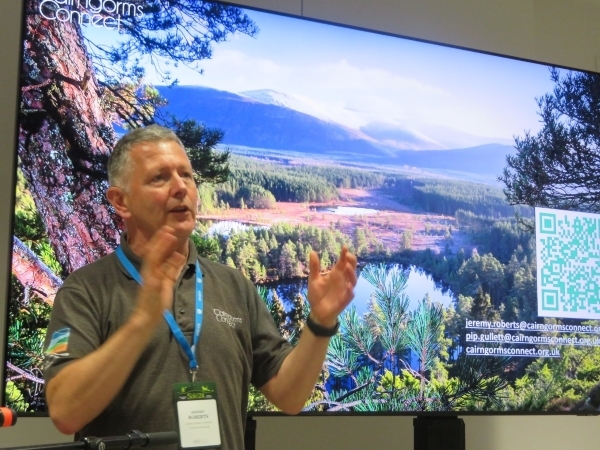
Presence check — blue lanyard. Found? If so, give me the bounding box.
[115,245,204,372]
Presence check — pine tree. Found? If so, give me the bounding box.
[19,0,257,271]
[500,68,600,214]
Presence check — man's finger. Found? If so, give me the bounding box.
[142,226,179,270]
[161,252,187,282]
[344,263,358,287]
[334,247,357,283]
[308,250,321,283]
[334,246,351,271]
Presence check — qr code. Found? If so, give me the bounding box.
[536,207,600,319]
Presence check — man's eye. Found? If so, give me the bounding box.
[183,173,196,182]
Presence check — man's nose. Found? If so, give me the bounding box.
[171,173,188,197]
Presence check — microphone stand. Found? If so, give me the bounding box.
[0,430,179,450]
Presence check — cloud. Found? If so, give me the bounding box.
[148,49,529,144]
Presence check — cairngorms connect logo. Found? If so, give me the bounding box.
[38,0,144,30]
[213,309,242,328]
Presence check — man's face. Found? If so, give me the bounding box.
[116,139,198,245]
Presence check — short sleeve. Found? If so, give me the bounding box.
[42,280,104,383]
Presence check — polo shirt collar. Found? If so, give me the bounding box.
[117,232,199,279]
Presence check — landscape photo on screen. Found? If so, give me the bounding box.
[6,0,600,414]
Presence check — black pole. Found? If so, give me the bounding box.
[413,416,465,450]
[0,443,86,450]
[244,417,257,450]
[0,430,179,450]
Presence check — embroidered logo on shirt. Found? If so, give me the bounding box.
[45,327,70,354]
[213,309,242,328]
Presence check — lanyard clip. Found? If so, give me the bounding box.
[190,368,198,386]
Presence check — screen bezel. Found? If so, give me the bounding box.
[3,0,599,418]
[0,0,25,409]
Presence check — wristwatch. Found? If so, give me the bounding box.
[305,314,340,337]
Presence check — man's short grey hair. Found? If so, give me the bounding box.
[108,125,185,187]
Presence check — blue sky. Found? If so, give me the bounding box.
[84,6,562,149]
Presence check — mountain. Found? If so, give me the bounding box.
[156,85,515,182]
[360,121,514,151]
[360,121,446,151]
[239,89,330,121]
[392,144,516,183]
[156,85,392,159]
[239,89,448,151]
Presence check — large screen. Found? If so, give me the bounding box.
[4,0,600,416]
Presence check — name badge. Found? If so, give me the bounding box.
[173,382,221,449]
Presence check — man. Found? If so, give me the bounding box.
[42,125,357,449]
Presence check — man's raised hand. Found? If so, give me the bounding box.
[307,246,358,328]
[135,226,187,325]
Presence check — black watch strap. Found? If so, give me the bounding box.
[305,314,339,337]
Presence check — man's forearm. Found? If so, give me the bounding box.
[259,327,332,415]
[46,311,160,435]
[261,246,356,413]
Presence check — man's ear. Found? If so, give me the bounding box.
[107,186,132,220]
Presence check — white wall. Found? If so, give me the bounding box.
[1,0,599,448]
